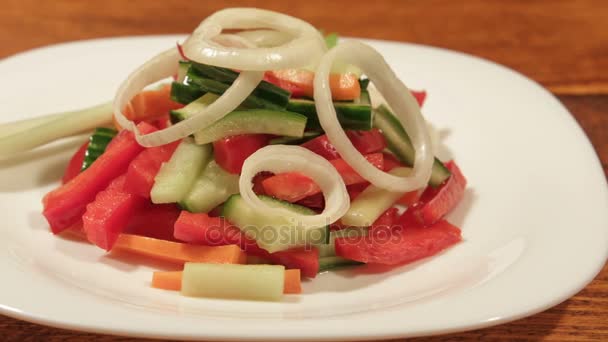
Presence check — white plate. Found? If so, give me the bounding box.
[0,36,607,341]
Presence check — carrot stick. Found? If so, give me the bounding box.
[152,271,182,291]
[113,84,183,130]
[283,269,302,294]
[151,268,302,294]
[113,234,247,264]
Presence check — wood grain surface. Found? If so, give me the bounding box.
[1,0,607,341]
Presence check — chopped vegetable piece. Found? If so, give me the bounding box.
[411,90,427,107]
[400,161,467,226]
[180,160,240,213]
[43,122,156,234]
[123,141,180,198]
[266,70,360,101]
[62,141,88,184]
[301,130,386,160]
[335,219,462,265]
[271,247,319,278]
[213,134,269,174]
[125,203,181,241]
[152,271,182,291]
[83,175,146,250]
[82,127,117,171]
[318,256,363,272]
[114,84,183,130]
[113,234,247,264]
[283,269,302,294]
[181,263,285,301]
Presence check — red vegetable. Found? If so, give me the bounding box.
[62,141,88,184]
[411,90,427,107]
[213,134,269,174]
[82,175,146,250]
[400,161,467,226]
[265,70,360,101]
[43,122,156,234]
[301,130,386,160]
[125,203,181,241]
[346,182,369,201]
[335,219,461,265]
[262,154,383,203]
[382,152,404,172]
[123,141,180,198]
[369,208,400,235]
[174,211,320,277]
[296,193,325,210]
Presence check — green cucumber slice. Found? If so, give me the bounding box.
[182,263,285,301]
[193,109,307,145]
[170,82,204,105]
[318,256,364,273]
[341,167,412,227]
[268,131,322,145]
[222,194,328,253]
[82,127,117,171]
[286,90,372,131]
[179,160,240,213]
[176,60,191,84]
[373,105,451,187]
[170,93,219,124]
[151,139,212,204]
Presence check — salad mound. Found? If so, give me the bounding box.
[35,8,468,301]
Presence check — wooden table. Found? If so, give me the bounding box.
[2,0,607,340]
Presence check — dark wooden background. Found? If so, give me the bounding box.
[1,0,607,341]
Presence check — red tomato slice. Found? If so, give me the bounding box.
[43,122,156,234]
[302,129,387,160]
[62,142,88,184]
[335,219,461,265]
[124,203,181,242]
[213,134,270,174]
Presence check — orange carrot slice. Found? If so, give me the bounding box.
[152,271,182,291]
[151,268,302,294]
[283,269,302,294]
[113,84,183,130]
[113,234,247,264]
[268,70,360,101]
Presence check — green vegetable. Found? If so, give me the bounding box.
[373,105,451,186]
[286,90,372,131]
[170,93,219,124]
[82,127,117,171]
[318,256,363,272]
[268,131,322,145]
[180,160,240,213]
[151,139,212,204]
[181,263,285,301]
[170,82,204,105]
[222,194,328,253]
[193,109,307,144]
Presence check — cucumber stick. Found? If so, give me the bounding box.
[170,93,219,123]
[194,109,307,144]
[222,194,328,253]
[176,60,191,84]
[182,263,285,301]
[180,160,240,213]
[82,127,117,171]
[341,167,412,227]
[170,82,205,105]
[151,139,212,204]
[373,105,451,187]
[318,256,364,272]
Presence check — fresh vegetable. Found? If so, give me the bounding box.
[113,234,247,264]
[150,139,212,204]
[181,263,285,301]
[115,84,183,130]
[266,69,361,101]
[83,175,146,250]
[151,268,302,294]
[62,141,88,184]
[43,122,156,233]
[81,127,118,171]
[341,167,412,227]
[316,226,368,258]
[373,104,450,187]
[270,247,319,278]
[222,194,328,253]
[213,134,269,174]
[170,82,205,105]
[180,160,240,213]
[318,256,363,272]
[286,90,372,131]
[125,203,181,241]
[301,130,386,160]
[123,141,180,198]
[335,219,461,265]
[261,153,384,203]
[193,109,307,145]
[400,161,467,226]
[268,131,321,145]
[169,93,218,123]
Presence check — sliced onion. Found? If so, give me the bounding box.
[113,47,264,147]
[314,41,434,192]
[239,145,349,228]
[212,33,257,48]
[182,8,326,70]
[235,29,293,48]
